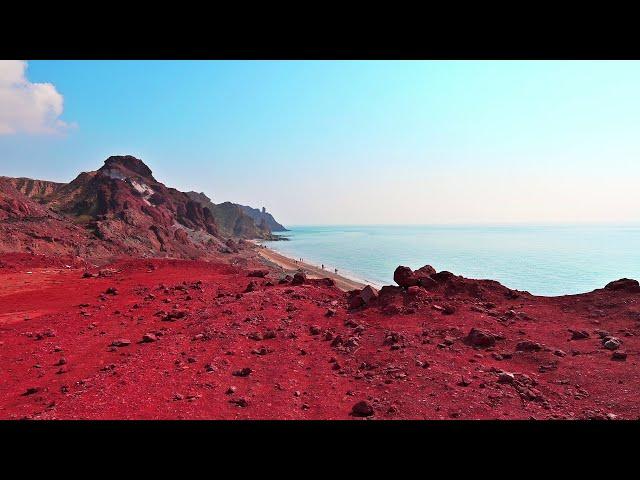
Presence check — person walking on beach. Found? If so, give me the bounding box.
[335,268,338,274]
[321,264,324,270]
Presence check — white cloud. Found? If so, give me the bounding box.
[0,60,72,135]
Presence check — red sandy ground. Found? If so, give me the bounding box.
[1,252,639,420]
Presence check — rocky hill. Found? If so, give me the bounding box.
[0,155,284,260]
[0,177,63,203]
[239,205,287,232]
[186,191,285,239]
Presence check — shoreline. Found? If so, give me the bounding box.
[252,241,374,292]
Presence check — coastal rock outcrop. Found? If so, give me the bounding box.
[393,266,418,288]
[604,278,640,293]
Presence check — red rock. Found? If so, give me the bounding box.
[347,294,365,310]
[604,278,640,292]
[431,271,455,283]
[442,304,456,315]
[417,276,438,289]
[611,351,627,361]
[516,340,542,352]
[360,285,378,305]
[570,330,590,340]
[351,400,374,417]
[291,272,307,285]
[407,286,421,296]
[603,337,622,350]
[416,264,436,276]
[393,266,418,288]
[464,328,497,348]
[110,338,131,347]
[248,269,269,278]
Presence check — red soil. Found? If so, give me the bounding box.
[1,253,639,420]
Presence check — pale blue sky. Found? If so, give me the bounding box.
[1,60,639,225]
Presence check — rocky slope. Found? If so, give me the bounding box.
[0,177,63,203]
[0,177,114,258]
[0,156,283,260]
[0,256,638,420]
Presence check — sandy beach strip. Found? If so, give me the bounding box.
[255,245,370,292]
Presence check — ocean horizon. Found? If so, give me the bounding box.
[262,224,640,296]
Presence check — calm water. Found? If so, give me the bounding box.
[261,225,640,296]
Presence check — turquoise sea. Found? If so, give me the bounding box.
[261,225,640,296]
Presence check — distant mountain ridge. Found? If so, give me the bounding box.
[239,204,287,232]
[0,155,286,259]
[186,191,287,237]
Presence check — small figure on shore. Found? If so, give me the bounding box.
[321,264,325,270]
[335,268,338,274]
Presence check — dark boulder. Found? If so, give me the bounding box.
[431,271,456,283]
[604,278,640,292]
[291,272,307,285]
[360,285,378,305]
[464,328,497,348]
[248,269,269,278]
[415,264,436,276]
[351,400,374,417]
[393,266,418,288]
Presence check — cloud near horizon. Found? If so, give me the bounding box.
[0,60,72,135]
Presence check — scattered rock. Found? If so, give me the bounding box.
[498,372,515,384]
[516,340,542,352]
[232,368,253,377]
[393,266,418,288]
[110,338,131,347]
[141,333,157,343]
[442,305,456,315]
[291,272,307,285]
[230,398,248,407]
[407,286,421,296]
[347,294,365,310]
[464,328,497,348]
[162,310,187,322]
[570,330,590,340]
[604,278,640,292]
[248,269,269,278]
[611,351,627,361]
[22,387,40,396]
[351,400,374,417]
[360,285,378,305]
[603,337,622,350]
